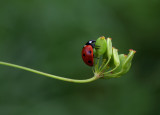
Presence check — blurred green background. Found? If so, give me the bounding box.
[0,0,160,115]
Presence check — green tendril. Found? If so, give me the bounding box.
[0,61,98,83]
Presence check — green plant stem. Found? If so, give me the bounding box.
[100,58,111,72]
[0,61,98,83]
[103,64,119,75]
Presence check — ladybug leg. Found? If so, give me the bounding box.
[91,43,96,48]
[93,54,100,59]
[95,45,100,49]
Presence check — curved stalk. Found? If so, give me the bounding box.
[100,58,111,72]
[103,64,119,75]
[0,61,98,83]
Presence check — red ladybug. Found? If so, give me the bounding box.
[82,40,96,66]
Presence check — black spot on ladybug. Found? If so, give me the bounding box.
[88,60,92,63]
[88,51,92,54]
[83,54,85,56]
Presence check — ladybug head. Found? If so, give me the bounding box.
[85,40,96,48]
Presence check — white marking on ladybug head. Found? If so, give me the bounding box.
[89,41,92,44]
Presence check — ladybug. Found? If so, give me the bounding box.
[82,40,96,66]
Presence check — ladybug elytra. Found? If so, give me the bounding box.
[81,40,96,66]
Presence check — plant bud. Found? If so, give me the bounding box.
[108,47,120,68]
[95,36,107,57]
[112,48,120,66]
[106,38,112,59]
[121,49,136,74]
[112,54,127,74]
